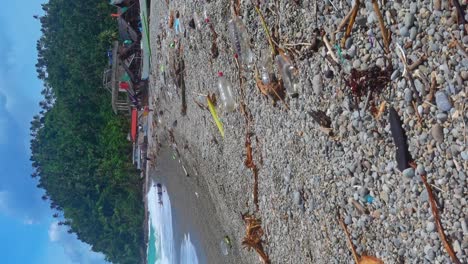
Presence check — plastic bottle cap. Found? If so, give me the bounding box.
[218,72,223,77]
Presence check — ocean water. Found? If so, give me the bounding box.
[147,181,199,264]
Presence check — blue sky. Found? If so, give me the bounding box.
[0,1,108,263]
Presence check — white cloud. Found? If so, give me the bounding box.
[48,221,109,264]
[48,221,61,242]
[0,190,11,214]
[23,217,38,225]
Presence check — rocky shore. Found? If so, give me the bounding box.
[147,0,467,263]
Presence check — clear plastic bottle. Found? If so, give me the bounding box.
[275,54,299,97]
[193,11,202,29]
[260,49,273,84]
[228,16,254,68]
[217,72,236,112]
[203,6,210,23]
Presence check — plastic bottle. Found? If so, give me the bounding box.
[203,6,210,23]
[193,11,202,29]
[228,16,254,68]
[275,54,299,97]
[217,72,236,112]
[260,49,273,84]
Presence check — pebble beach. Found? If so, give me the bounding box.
[146,0,467,263]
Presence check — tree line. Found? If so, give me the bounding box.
[30,0,145,263]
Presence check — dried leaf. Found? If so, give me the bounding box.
[374,101,386,120]
[207,96,224,138]
[168,10,174,28]
[388,107,412,171]
[308,110,331,128]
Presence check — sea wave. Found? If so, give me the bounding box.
[147,181,199,264]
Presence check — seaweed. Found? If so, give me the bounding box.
[241,213,270,264]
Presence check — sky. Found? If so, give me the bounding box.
[0,1,108,263]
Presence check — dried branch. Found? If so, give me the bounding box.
[410,163,461,264]
[339,217,360,263]
[371,0,390,53]
[339,216,384,264]
[245,135,259,211]
[408,54,427,72]
[253,4,277,58]
[336,8,354,33]
[341,0,360,48]
[323,34,340,63]
[426,71,437,103]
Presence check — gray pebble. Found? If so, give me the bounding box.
[312,74,323,95]
[359,187,369,197]
[436,113,448,123]
[404,13,415,28]
[391,70,400,81]
[292,190,302,206]
[400,26,409,37]
[344,215,352,225]
[426,221,435,232]
[345,37,353,49]
[427,27,435,36]
[404,88,413,102]
[435,91,452,112]
[376,58,385,68]
[461,218,468,234]
[463,36,468,45]
[353,60,361,69]
[431,124,444,143]
[410,27,417,40]
[416,164,426,176]
[461,151,468,161]
[409,2,417,14]
[347,45,357,57]
[420,189,428,202]
[425,249,435,260]
[402,167,415,178]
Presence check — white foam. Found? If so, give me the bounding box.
[180,234,199,264]
[147,181,199,264]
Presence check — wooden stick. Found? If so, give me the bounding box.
[371,0,390,53]
[341,0,360,48]
[408,54,427,72]
[323,35,340,63]
[253,4,277,58]
[335,8,354,33]
[410,162,462,264]
[338,217,360,264]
